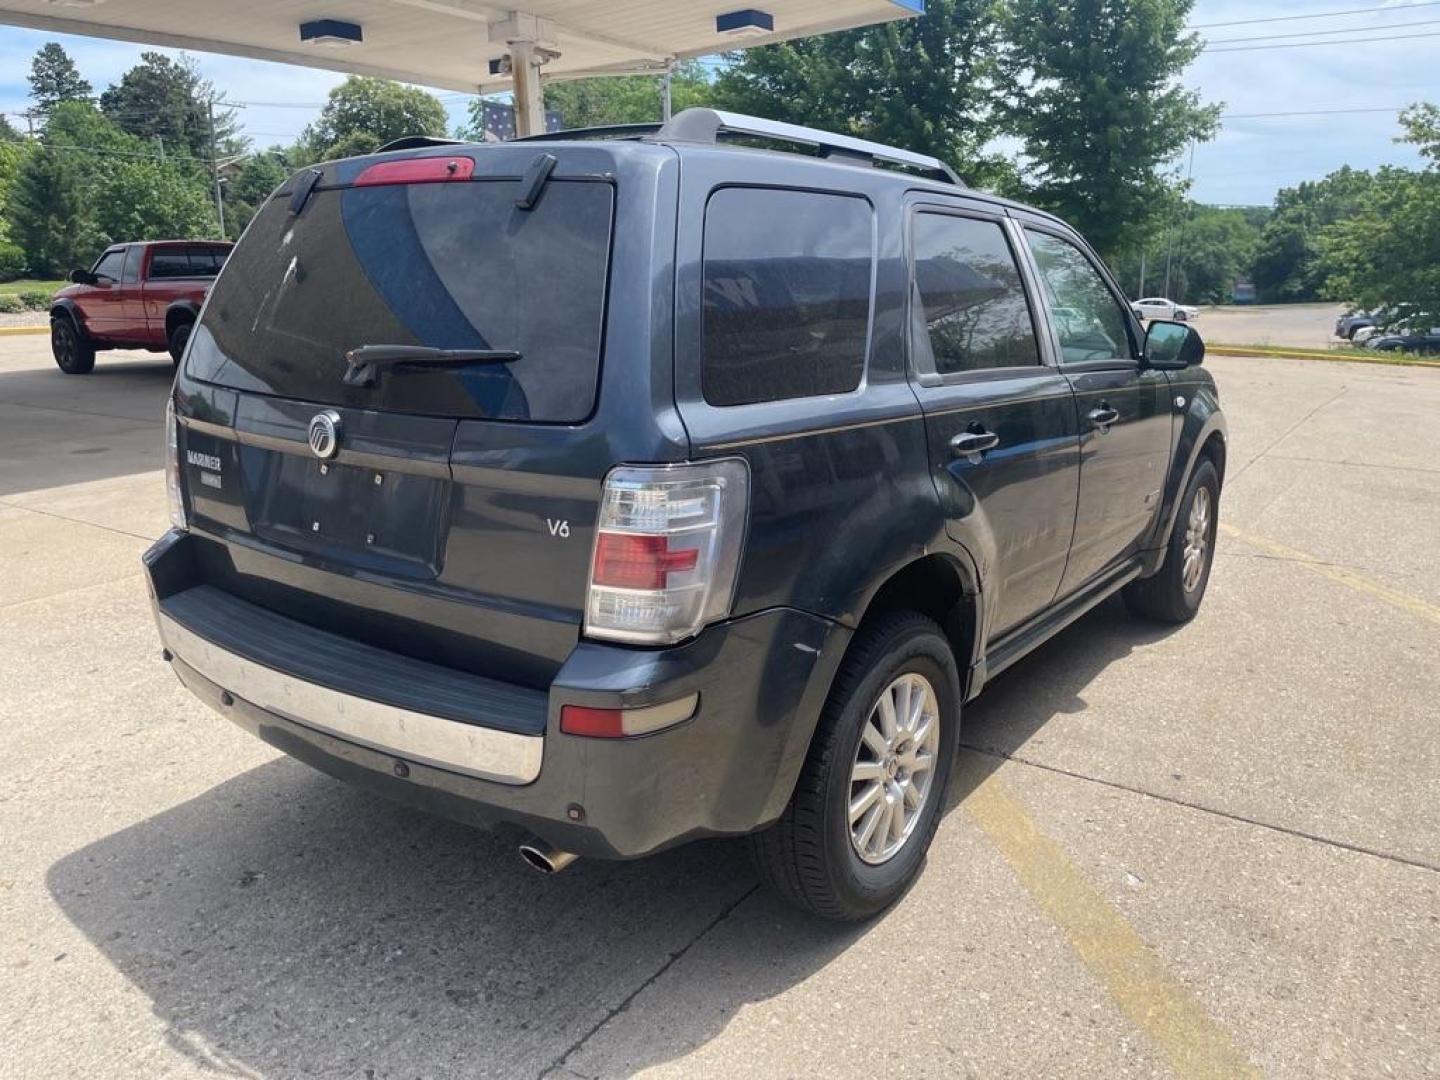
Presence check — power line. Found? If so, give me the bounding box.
[1221,106,1407,119]
[1190,1,1440,29]
[1206,29,1440,52]
[1206,15,1440,45]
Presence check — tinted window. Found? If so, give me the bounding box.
[189,177,613,422]
[911,214,1039,374]
[1025,230,1132,363]
[149,250,193,279]
[120,246,141,284]
[701,187,872,407]
[91,250,124,282]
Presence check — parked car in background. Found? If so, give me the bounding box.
[1131,297,1200,322]
[1351,324,1384,346]
[146,110,1225,920]
[49,240,233,374]
[1335,310,1378,340]
[1367,330,1440,355]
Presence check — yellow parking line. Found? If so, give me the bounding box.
[962,764,1260,1079]
[1220,523,1440,628]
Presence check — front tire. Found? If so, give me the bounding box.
[51,316,96,375]
[1124,457,1219,623]
[751,612,960,920]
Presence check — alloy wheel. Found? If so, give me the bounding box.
[848,672,941,865]
[1182,485,1212,593]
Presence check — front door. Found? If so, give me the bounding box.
[906,203,1081,638]
[81,247,127,340]
[1020,225,1174,596]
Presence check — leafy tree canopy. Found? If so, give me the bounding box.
[1251,166,1374,302]
[300,77,448,162]
[712,0,1017,189]
[28,42,92,117]
[1001,0,1219,259]
[100,52,241,161]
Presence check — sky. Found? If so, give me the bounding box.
[1,0,1436,207]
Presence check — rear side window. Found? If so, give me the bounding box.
[911,213,1040,374]
[701,187,873,407]
[149,250,193,278]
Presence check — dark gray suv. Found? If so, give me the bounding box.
[145,109,1226,920]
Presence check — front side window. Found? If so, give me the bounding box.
[1025,230,1132,363]
[91,249,124,282]
[701,187,873,407]
[911,213,1040,375]
[120,246,141,284]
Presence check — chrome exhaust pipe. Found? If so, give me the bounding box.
[518,840,579,875]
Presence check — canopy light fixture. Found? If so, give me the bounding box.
[716,9,774,36]
[299,19,363,47]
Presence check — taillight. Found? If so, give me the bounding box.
[165,398,187,531]
[354,157,474,186]
[584,460,750,645]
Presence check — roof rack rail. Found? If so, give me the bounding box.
[515,122,662,143]
[656,108,964,186]
[375,135,467,153]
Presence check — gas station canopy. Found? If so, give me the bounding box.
[0,1,923,93]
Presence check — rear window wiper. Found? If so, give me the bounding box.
[343,344,521,388]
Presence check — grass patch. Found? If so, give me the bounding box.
[0,278,65,296]
[1206,343,1440,368]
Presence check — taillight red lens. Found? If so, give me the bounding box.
[354,157,474,187]
[592,533,698,590]
[560,705,625,738]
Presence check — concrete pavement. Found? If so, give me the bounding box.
[0,340,1436,1078]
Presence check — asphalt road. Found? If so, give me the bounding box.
[1,337,1436,1079]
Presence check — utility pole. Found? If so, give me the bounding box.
[1138,252,1146,297]
[154,135,165,162]
[207,99,225,239]
[660,60,673,122]
[1162,141,1197,299]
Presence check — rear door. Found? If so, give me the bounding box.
[905,198,1080,637]
[1018,221,1174,596]
[176,147,658,688]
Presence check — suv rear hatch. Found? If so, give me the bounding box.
[175,143,677,688]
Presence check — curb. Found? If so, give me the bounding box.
[0,325,48,336]
[1206,344,1440,369]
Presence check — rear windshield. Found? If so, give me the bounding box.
[186,173,613,422]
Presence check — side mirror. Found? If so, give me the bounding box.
[68,268,96,285]
[1144,320,1204,369]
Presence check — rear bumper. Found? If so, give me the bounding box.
[144,529,850,859]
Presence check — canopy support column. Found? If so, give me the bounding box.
[492,12,557,138]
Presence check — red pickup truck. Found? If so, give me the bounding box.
[49,240,233,374]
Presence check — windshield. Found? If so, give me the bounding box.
[186,173,614,422]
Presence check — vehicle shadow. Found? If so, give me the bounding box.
[45,596,1178,1078]
[0,357,176,497]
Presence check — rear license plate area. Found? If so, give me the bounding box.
[241,447,447,577]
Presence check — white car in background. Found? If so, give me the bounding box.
[1131,297,1201,322]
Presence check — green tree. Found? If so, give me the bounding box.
[711,1,1015,187]
[9,146,100,275]
[28,42,93,117]
[1251,166,1374,302]
[300,77,448,161]
[1320,108,1440,329]
[1001,0,1219,259]
[223,150,291,239]
[0,114,20,142]
[1111,203,1263,303]
[95,157,216,242]
[100,52,241,161]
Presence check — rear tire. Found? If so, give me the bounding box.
[51,316,96,375]
[168,320,192,366]
[1124,458,1219,623]
[750,612,960,921]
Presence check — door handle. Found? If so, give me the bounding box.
[1087,406,1120,430]
[950,429,1000,456]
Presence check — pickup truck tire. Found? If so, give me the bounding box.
[750,611,959,921]
[168,320,193,366]
[51,316,96,375]
[1124,458,1219,623]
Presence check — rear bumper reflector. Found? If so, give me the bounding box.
[158,614,544,785]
